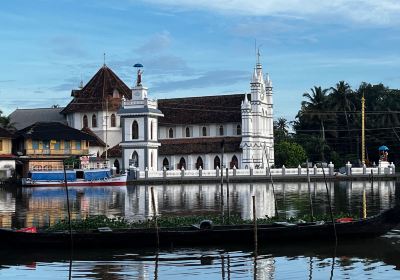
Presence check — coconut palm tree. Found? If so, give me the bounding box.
[301,86,329,140]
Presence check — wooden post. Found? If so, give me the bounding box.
[220,140,225,223]
[306,160,314,222]
[362,184,367,219]
[226,168,230,223]
[252,195,258,252]
[63,160,73,247]
[150,187,160,248]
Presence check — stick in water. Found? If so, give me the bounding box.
[321,165,338,245]
[150,187,160,248]
[252,195,258,252]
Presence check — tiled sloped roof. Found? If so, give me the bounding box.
[159,136,242,155]
[81,127,106,147]
[17,122,98,141]
[158,94,246,125]
[9,107,67,130]
[0,127,14,138]
[61,65,132,114]
[101,144,121,158]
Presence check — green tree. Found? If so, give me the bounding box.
[274,117,290,143]
[300,86,329,140]
[274,141,307,167]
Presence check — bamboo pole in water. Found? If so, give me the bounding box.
[306,160,314,222]
[226,168,230,223]
[321,166,338,245]
[150,187,160,248]
[252,195,258,252]
[362,184,367,219]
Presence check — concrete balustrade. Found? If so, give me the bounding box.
[131,162,395,180]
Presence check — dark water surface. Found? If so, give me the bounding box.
[0,180,399,279]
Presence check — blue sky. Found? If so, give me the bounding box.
[1,0,400,121]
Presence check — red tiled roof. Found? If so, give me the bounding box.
[159,136,242,155]
[61,66,132,114]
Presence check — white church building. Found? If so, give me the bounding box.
[61,58,274,172]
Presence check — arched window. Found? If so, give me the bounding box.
[132,121,139,139]
[230,155,238,169]
[219,125,224,136]
[83,115,88,128]
[178,157,186,170]
[168,128,174,138]
[163,158,170,170]
[185,127,190,137]
[132,151,139,167]
[214,156,220,169]
[112,89,119,98]
[92,114,97,127]
[202,126,207,136]
[196,157,203,169]
[113,159,120,174]
[111,114,116,127]
[151,151,153,168]
[150,121,153,140]
[236,124,241,135]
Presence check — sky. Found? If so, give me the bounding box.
[1,0,400,121]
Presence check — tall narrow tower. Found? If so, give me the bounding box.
[241,53,274,168]
[118,65,164,171]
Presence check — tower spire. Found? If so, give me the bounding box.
[103,52,106,67]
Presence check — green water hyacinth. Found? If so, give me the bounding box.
[46,213,359,231]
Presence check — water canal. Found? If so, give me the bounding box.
[0,180,399,279]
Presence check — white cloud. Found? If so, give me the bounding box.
[135,31,172,53]
[141,0,400,25]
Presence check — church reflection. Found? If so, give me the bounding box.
[0,180,396,229]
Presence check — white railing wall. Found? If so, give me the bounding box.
[132,162,396,180]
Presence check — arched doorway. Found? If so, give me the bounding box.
[163,158,169,170]
[214,156,220,169]
[230,155,238,169]
[196,157,203,169]
[178,157,186,170]
[131,151,139,167]
[114,159,120,174]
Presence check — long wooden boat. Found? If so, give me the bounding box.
[1,205,399,249]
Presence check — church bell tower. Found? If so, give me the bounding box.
[241,51,274,168]
[118,64,164,172]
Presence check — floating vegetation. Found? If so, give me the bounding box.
[46,212,359,232]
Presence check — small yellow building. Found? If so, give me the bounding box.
[0,127,15,179]
[16,122,97,177]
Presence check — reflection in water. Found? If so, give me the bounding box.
[0,181,397,229]
[0,181,399,280]
[1,236,400,280]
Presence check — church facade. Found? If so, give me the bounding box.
[62,59,274,172]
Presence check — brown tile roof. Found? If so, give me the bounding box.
[159,136,242,155]
[81,127,106,147]
[101,144,122,158]
[61,65,132,114]
[17,122,98,141]
[158,94,246,125]
[0,127,14,138]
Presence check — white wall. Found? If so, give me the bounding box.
[159,123,241,139]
